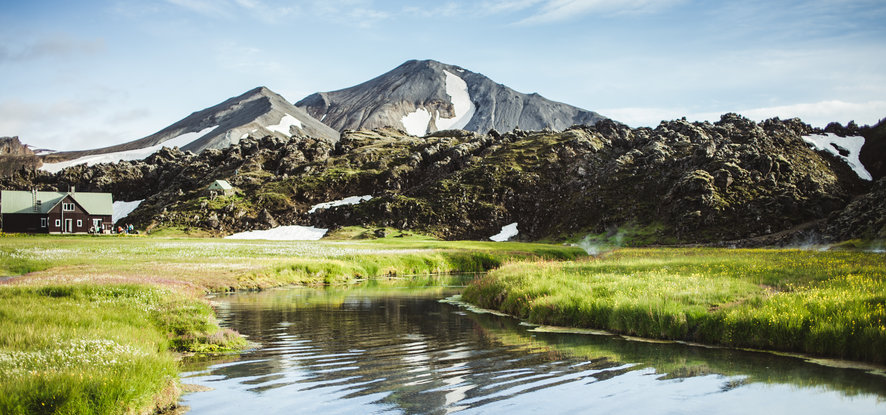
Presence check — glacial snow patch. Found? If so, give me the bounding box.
[309,195,373,214]
[401,108,432,136]
[41,125,218,174]
[490,223,518,242]
[434,70,476,131]
[112,200,143,224]
[266,114,303,136]
[225,225,328,241]
[802,133,871,181]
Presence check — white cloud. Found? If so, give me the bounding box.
[516,0,685,24]
[164,0,231,17]
[162,0,297,23]
[0,36,105,63]
[403,3,462,18]
[232,0,298,23]
[213,42,285,75]
[480,0,544,14]
[0,94,158,151]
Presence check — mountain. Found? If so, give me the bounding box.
[7,115,880,245]
[296,59,607,136]
[41,87,339,172]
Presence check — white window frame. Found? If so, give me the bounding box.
[62,202,75,211]
[76,219,82,227]
[41,218,48,228]
[55,219,61,227]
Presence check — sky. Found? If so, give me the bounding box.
[1,0,885,151]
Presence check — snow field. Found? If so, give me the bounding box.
[112,200,143,224]
[400,69,475,136]
[266,114,303,136]
[225,225,328,241]
[434,70,476,131]
[801,133,871,181]
[40,125,218,173]
[490,222,518,242]
[401,108,432,136]
[308,195,373,214]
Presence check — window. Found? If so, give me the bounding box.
[77,220,82,227]
[55,219,60,227]
[41,218,47,228]
[62,202,75,211]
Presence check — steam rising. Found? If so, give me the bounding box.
[574,229,625,256]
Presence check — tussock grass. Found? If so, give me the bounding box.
[0,284,246,414]
[462,248,886,363]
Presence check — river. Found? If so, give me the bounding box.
[179,285,886,414]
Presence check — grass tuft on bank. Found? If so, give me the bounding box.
[462,248,886,363]
[0,284,245,415]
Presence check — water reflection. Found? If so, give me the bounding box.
[180,287,886,414]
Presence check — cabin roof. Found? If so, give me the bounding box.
[208,180,233,190]
[1,190,113,215]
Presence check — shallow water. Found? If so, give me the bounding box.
[180,286,886,414]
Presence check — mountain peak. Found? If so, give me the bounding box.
[296,60,606,135]
[41,86,339,169]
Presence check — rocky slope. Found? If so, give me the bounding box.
[0,136,41,177]
[42,87,339,166]
[859,119,886,180]
[4,114,880,245]
[296,59,606,136]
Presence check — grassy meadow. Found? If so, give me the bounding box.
[0,284,248,414]
[2,233,885,414]
[0,233,584,414]
[462,248,886,363]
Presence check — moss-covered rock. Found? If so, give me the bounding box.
[2,115,880,245]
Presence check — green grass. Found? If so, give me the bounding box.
[0,235,586,289]
[462,248,886,363]
[0,284,245,415]
[0,235,585,413]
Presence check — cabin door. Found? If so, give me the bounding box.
[65,219,73,233]
[93,219,102,232]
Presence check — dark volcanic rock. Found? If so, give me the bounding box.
[860,119,886,181]
[1,114,880,244]
[0,136,41,178]
[823,177,886,241]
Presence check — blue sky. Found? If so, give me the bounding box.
[2,0,885,150]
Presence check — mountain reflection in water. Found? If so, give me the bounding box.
[180,287,886,414]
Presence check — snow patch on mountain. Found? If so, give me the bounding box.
[266,114,303,136]
[309,195,373,214]
[490,222,518,242]
[435,70,476,131]
[225,225,328,241]
[41,125,218,173]
[402,108,432,136]
[802,133,871,181]
[112,200,143,223]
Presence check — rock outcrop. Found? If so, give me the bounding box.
[2,115,881,245]
[859,119,886,181]
[0,136,41,177]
